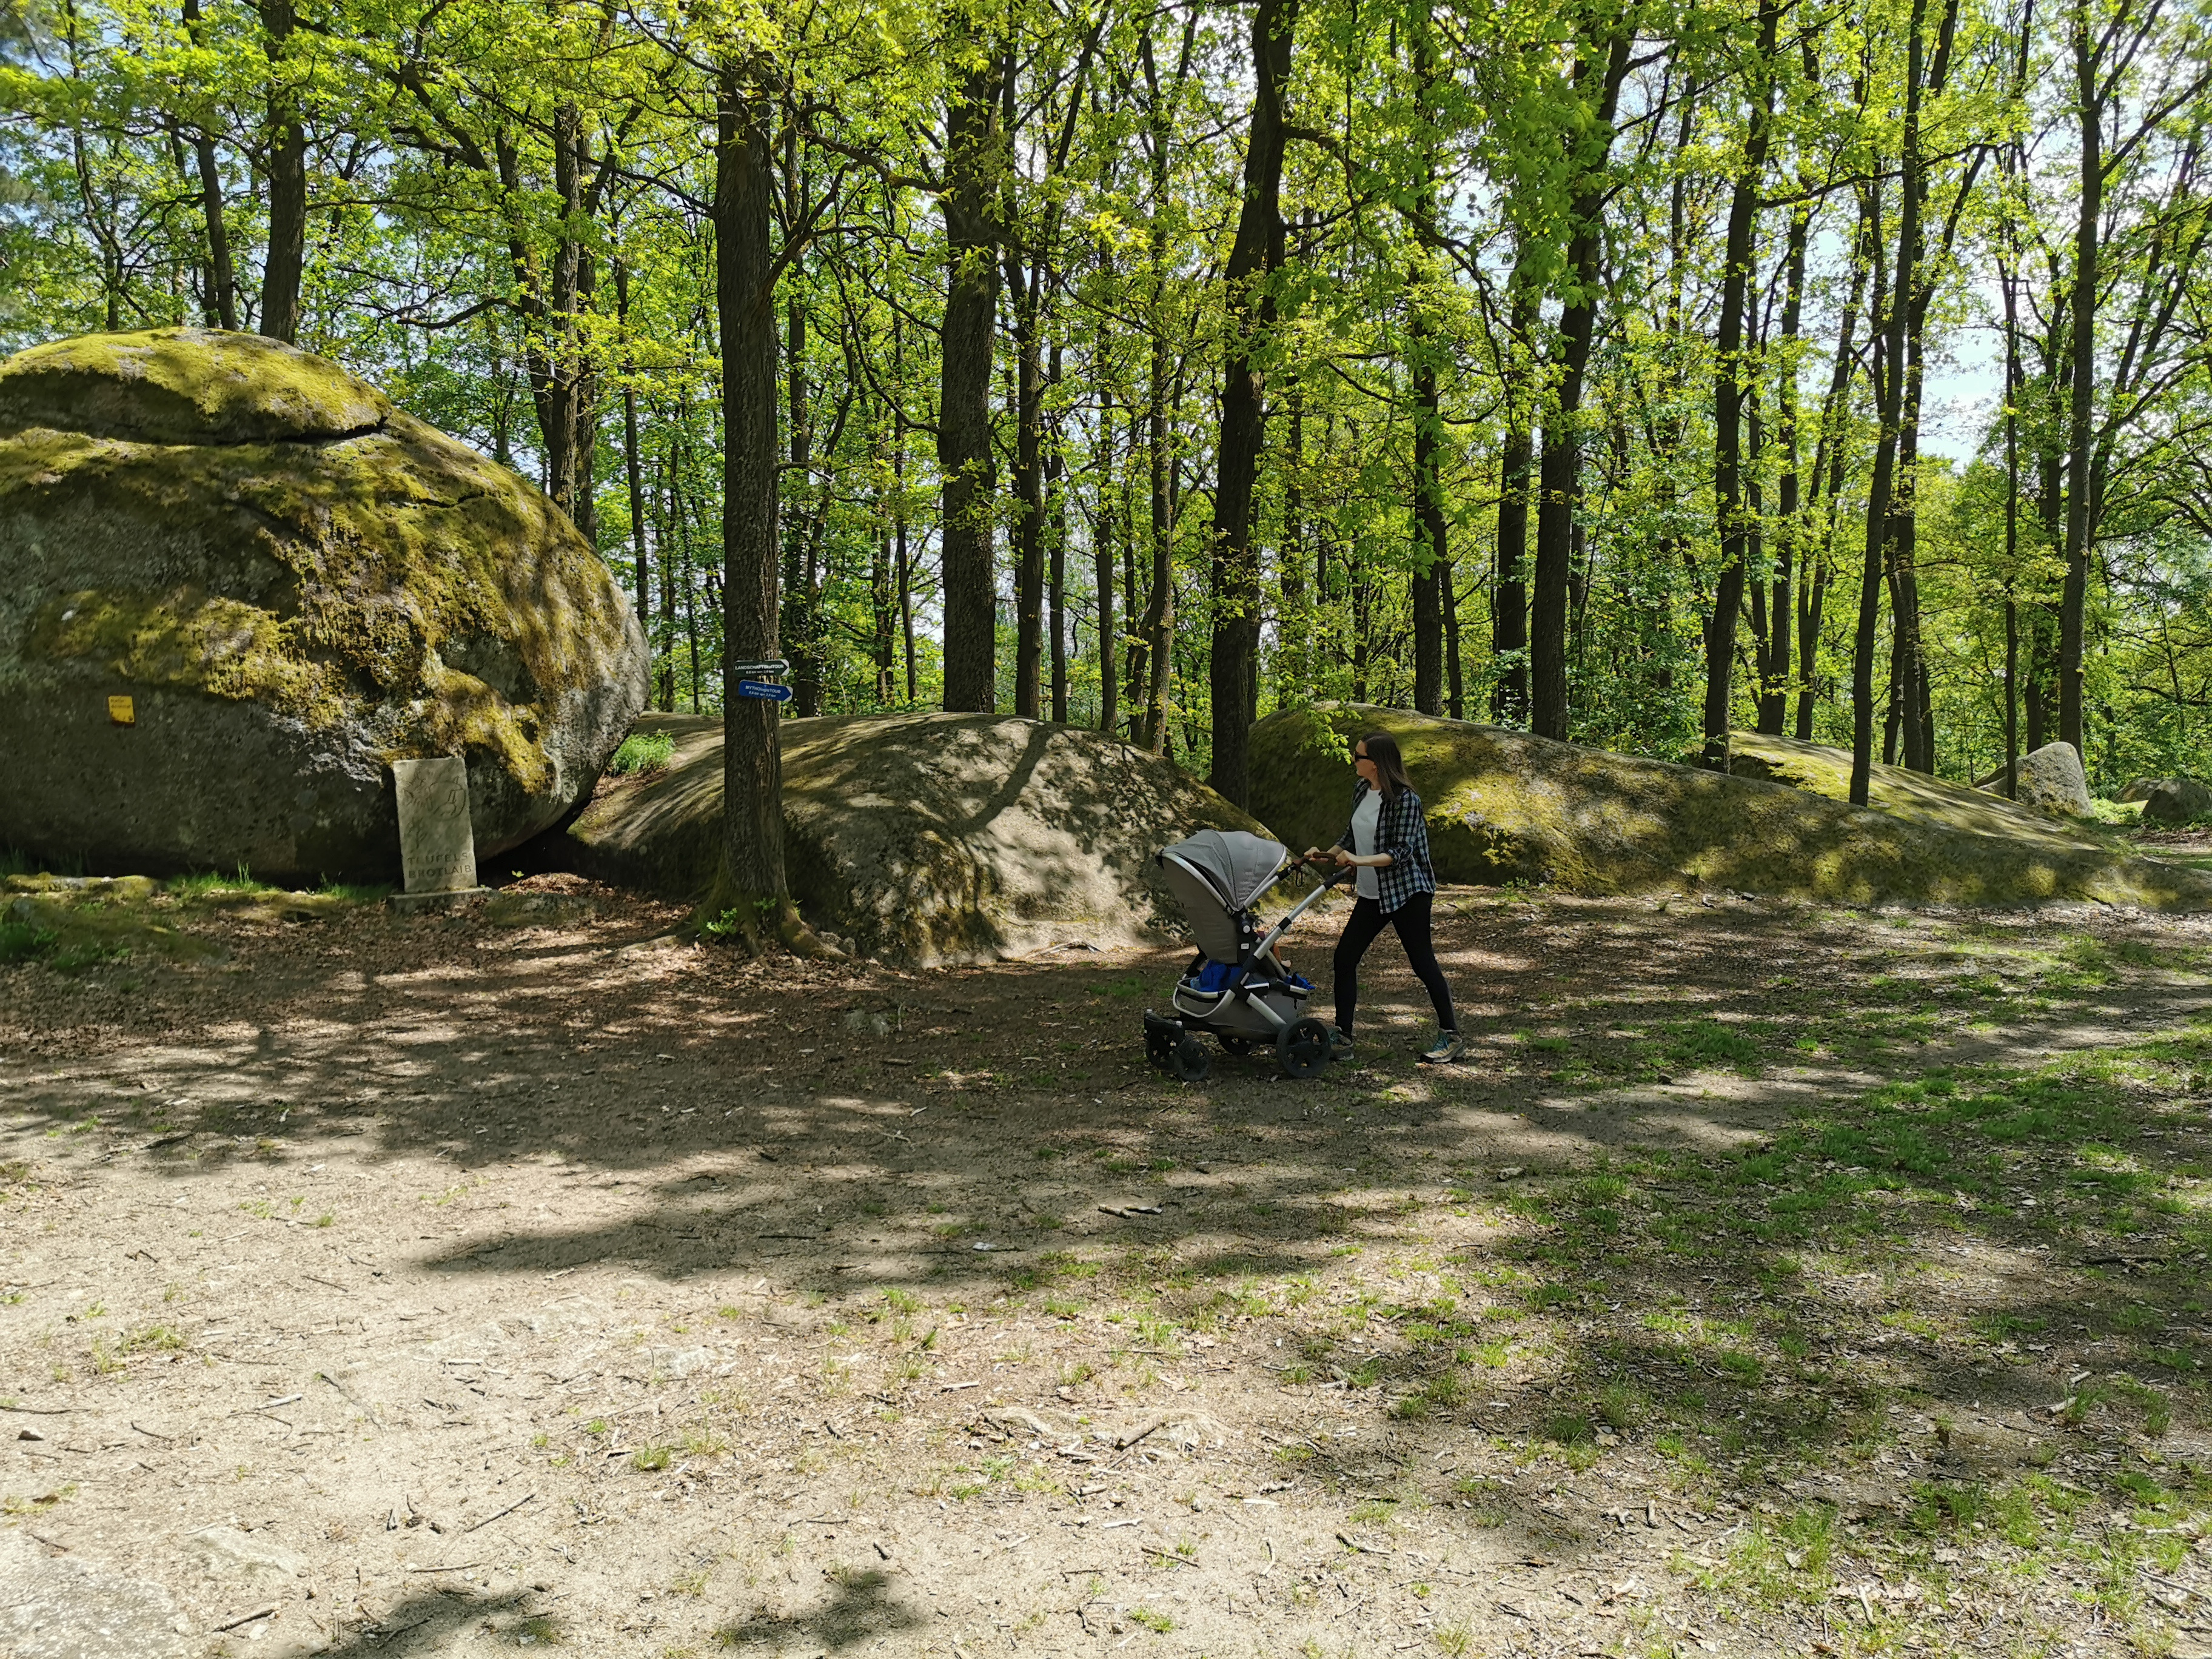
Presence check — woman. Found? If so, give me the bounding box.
[1302,731,1463,1063]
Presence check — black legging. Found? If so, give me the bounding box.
[1333,890,1456,1036]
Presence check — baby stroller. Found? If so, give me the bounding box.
[1144,829,1347,1082]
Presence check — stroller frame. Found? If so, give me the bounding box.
[1144,831,1349,1082]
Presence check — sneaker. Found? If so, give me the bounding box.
[1326,1026,1355,1062]
[1420,1032,1465,1064]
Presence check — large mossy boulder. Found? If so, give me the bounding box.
[557,712,1267,964]
[2142,777,2212,825]
[2014,740,2094,818]
[0,329,647,882]
[1250,705,2212,911]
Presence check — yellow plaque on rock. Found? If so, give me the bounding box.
[107,695,135,725]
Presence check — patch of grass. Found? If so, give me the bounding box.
[608,730,675,775]
[630,1445,673,1472]
[0,920,58,964]
[1667,1018,1763,1074]
[1127,1607,1173,1633]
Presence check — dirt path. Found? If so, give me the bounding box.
[5,880,2212,1659]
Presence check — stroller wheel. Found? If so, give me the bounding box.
[1167,1035,1211,1082]
[1219,1033,1254,1057]
[1143,1013,1179,1068]
[1276,1016,1331,1079]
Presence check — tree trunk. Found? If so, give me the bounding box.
[183,0,239,331]
[1011,256,1047,719]
[1407,4,1446,720]
[893,317,917,703]
[1442,556,1464,720]
[938,49,1005,713]
[1796,181,1875,739]
[615,259,651,657]
[1276,368,1307,706]
[1412,350,1446,718]
[1699,0,1778,769]
[1760,196,1808,736]
[708,66,809,953]
[1202,0,1298,806]
[1530,32,1631,742]
[1094,429,1120,738]
[1492,267,1535,723]
[256,0,306,343]
[1849,2,1925,808]
[1048,346,1069,724]
[660,435,680,711]
[2059,0,2101,758]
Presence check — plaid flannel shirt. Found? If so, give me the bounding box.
[1333,780,1438,915]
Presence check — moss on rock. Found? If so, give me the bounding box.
[1250,705,2212,912]
[558,711,1268,964]
[0,327,389,444]
[0,329,646,882]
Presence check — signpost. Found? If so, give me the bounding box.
[730,659,793,704]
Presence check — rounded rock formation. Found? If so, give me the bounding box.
[2014,740,2093,819]
[0,328,646,882]
[2142,776,2212,825]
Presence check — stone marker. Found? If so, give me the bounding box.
[393,756,478,893]
[0,1532,190,1659]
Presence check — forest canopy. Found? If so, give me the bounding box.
[5,0,2212,813]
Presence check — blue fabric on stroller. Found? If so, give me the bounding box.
[1185,957,1310,996]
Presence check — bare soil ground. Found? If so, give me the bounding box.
[5,874,2212,1659]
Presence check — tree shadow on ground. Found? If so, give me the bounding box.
[7,887,2212,1636]
[708,1568,923,1651]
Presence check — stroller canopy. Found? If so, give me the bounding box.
[1159,830,1289,913]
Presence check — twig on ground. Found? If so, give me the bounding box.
[461,1493,535,1533]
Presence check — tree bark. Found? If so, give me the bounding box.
[182,0,237,330]
[1442,555,1464,720]
[1011,255,1047,719]
[1047,345,1068,724]
[615,259,649,654]
[938,47,1005,713]
[1407,3,1447,719]
[1700,0,1778,769]
[1492,269,1534,723]
[256,0,306,343]
[1759,196,1809,736]
[1529,31,1630,743]
[1796,179,1875,739]
[1202,0,1298,806]
[1412,349,1446,718]
[1276,370,1308,706]
[660,434,680,711]
[708,66,811,953]
[1849,2,1925,807]
[2059,0,2102,757]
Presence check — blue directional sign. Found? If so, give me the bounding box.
[737,679,794,703]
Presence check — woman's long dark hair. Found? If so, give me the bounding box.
[1357,731,1415,803]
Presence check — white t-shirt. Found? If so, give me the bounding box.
[1351,789,1382,901]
